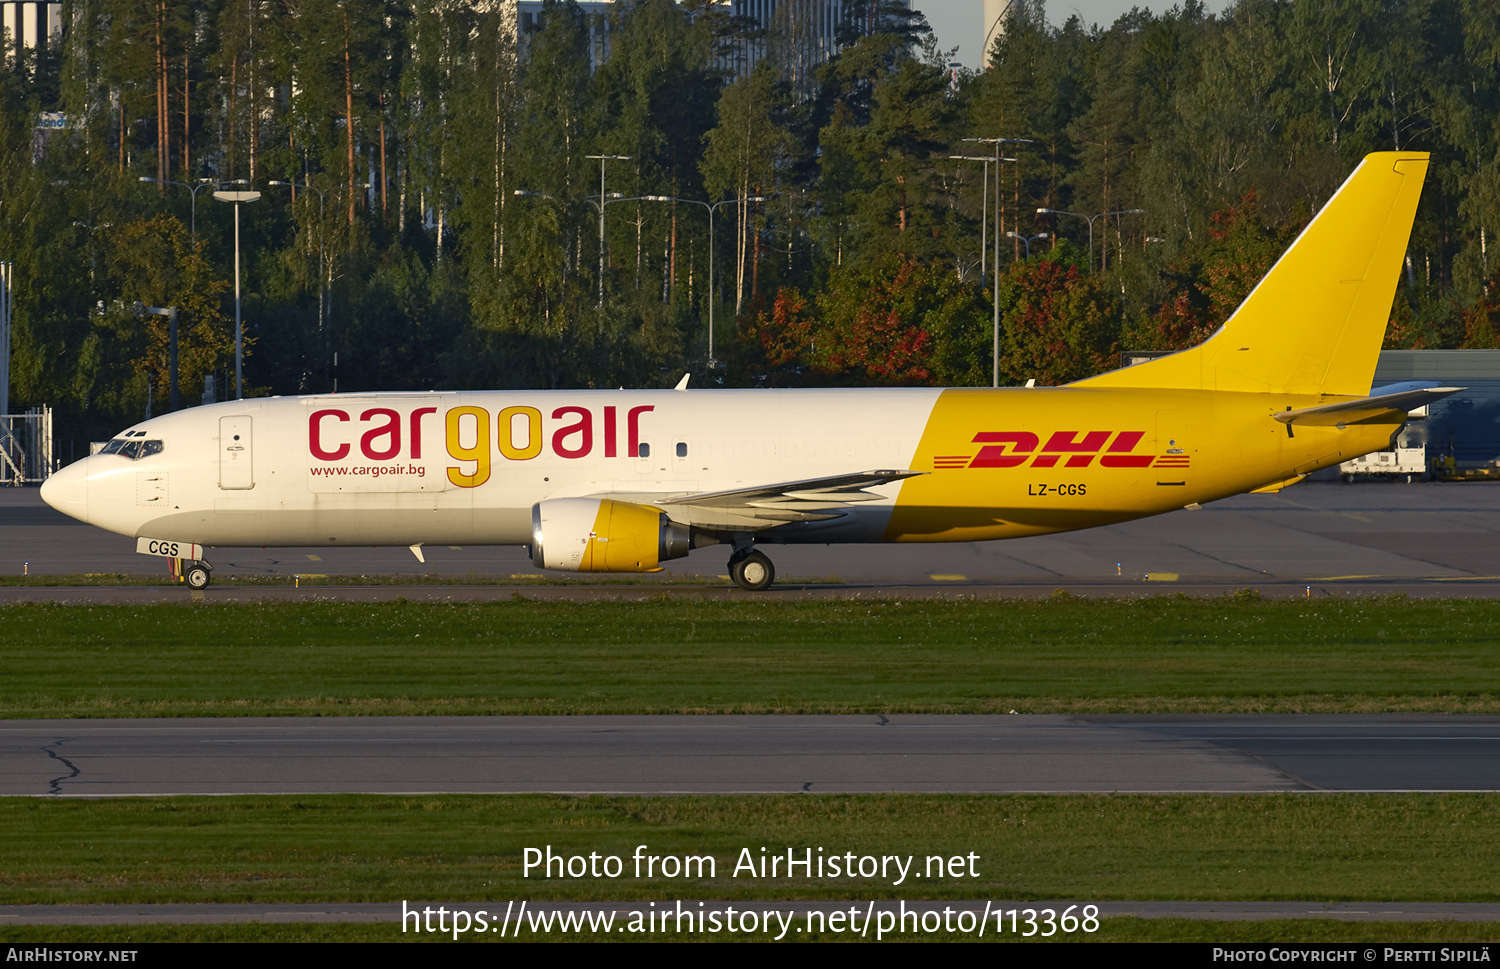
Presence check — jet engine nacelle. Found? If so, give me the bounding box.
[530,497,691,572]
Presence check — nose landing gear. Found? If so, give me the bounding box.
[185,563,212,590]
[728,548,775,592]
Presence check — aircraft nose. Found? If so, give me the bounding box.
[40,458,89,524]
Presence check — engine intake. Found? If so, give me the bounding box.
[530,498,691,572]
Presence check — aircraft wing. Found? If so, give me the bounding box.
[593,469,925,529]
[1274,387,1464,427]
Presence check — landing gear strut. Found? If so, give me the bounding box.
[728,548,775,592]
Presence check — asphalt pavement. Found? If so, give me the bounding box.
[5,479,1500,594]
[6,715,1499,796]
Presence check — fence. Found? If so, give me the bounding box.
[0,405,53,485]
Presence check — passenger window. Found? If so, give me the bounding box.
[140,440,164,458]
[638,442,650,458]
[675,442,687,458]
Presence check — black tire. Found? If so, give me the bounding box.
[730,550,775,592]
[186,566,211,590]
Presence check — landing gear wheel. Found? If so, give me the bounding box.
[730,550,775,592]
[186,565,211,590]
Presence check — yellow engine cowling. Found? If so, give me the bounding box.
[530,498,691,572]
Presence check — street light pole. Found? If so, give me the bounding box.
[139,176,214,239]
[213,185,261,399]
[949,155,993,288]
[1036,208,1146,272]
[964,137,1030,387]
[640,195,766,370]
[514,188,767,368]
[1005,231,1049,259]
[585,155,630,307]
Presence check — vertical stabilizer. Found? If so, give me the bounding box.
[1074,152,1428,396]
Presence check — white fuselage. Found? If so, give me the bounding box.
[41,389,943,550]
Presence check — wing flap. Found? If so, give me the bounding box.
[656,469,924,507]
[591,469,924,530]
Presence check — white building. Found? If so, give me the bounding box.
[0,2,61,64]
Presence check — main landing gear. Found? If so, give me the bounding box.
[728,547,775,592]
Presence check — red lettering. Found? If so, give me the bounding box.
[1039,431,1111,468]
[1041,431,1112,452]
[551,406,593,459]
[604,406,617,458]
[309,409,350,461]
[410,406,438,459]
[360,408,401,460]
[968,432,1038,469]
[1100,431,1154,468]
[628,405,654,459]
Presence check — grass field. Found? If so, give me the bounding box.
[6,599,1499,943]
[2,596,1499,716]
[3,793,1499,906]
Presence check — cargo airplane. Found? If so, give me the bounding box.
[41,151,1454,591]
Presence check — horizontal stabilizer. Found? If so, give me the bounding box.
[1274,388,1463,427]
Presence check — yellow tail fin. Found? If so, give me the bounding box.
[1074,151,1428,396]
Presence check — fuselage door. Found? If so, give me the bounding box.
[1154,410,1188,481]
[220,416,255,490]
[1156,411,1186,453]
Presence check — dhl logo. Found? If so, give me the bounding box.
[934,432,1190,470]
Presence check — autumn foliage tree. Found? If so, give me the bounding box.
[748,254,986,385]
[1459,272,1500,350]
[996,251,1124,386]
[99,215,233,405]
[1142,190,1299,349]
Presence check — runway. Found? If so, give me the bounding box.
[6,715,1500,796]
[5,479,1500,595]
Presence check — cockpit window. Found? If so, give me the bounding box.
[100,438,163,459]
